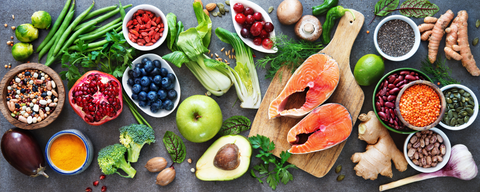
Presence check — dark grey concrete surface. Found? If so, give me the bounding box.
[1,0,479,191]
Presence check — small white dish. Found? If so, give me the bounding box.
[230,0,278,53]
[122,53,181,118]
[122,4,168,51]
[439,84,478,130]
[45,129,93,175]
[374,15,420,61]
[404,128,451,173]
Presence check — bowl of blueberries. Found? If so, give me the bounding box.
[122,53,180,118]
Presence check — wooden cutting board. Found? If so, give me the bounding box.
[248,10,365,178]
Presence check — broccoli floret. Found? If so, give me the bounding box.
[97,144,136,178]
[119,124,156,163]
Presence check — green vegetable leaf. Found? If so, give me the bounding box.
[279,151,292,165]
[374,0,399,16]
[278,168,293,185]
[193,2,212,47]
[248,134,275,151]
[250,169,264,184]
[177,28,208,59]
[398,0,439,18]
[163,51,191,68]
[162,131,187,163]
[218,116,251,136]
[166,13,178,51]
[266,173,278,190]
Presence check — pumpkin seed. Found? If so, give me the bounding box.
[337,174,345,181]
[477,19,480,28]
[218,12,222,17]
[464,116,470,123]
[225,9,229,12]
[225,0,230,5]
[468,99,474,105]
[466,108,474,115]
[463,92,470,97]
[453,112,458,118]
[268,6,274,14]
[448,110,453,118]
[457,118,464,125]
[335,165,342,173]
[212,12,218,16]
[452,88,458,93]
[474,37,479,46]
[450,118,457,125]
[447,98,452,104]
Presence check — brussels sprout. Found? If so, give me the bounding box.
[31,11,52,29]
[15,24,39,43]
[12,43,33,61]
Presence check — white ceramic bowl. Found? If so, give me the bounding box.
[45,129,93,175]
[122,4,168,51]
[404,128,451,173]
[122,53,181,118]
[230,0,278,53]
[374,15,420,61]
[439,84,478,130]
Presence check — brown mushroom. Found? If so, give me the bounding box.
[294,15,322,42]
[277,0,303,25]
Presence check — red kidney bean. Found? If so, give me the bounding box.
[375,102,381,111]
[389,118,394,124]
[383,96,387,101]
[410,72,416,75]
[389,109,395,118]
[385,101,394,108]
[380,86,387,96]
[399,84,406,89]
[388,84,396,89]
[415,76,420,80]
[400,71,410,75]
[388,75,396,83]
[378,112,386,119]
[405,75,416,81]
[378,96,384,106]
[396,80,406,87]
[393,75,404,84]
[389,88,400,95]
[387,95,396,101]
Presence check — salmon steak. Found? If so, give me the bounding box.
[287,103,352,154]
[268,53,340,119]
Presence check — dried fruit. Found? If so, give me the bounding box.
[156,167,176,186]
[268,6,274,14]
[69,71,123,126]
[145,157,167,172]
[206,3,217,11]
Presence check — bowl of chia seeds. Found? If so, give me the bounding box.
[374,15,420,61]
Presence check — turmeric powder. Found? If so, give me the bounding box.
[50,134,87,171]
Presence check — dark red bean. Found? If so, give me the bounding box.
[389,118,394,124]
[387,95,396,101]
[396,80,406,87]
[389,88,400,95]
[415,76,419,80]
[410,72,416,75]
[400,71,410,75]
[378,112,387,119]
[383,96,387,101]
[399,84,406,89]
[394,120,398,126]
[388,84,396,89]
[380,86,387,96]
[393,75,404,84]
[388,75,396,83]
[377,96,384,106]
[405,75,416,81]
[379,81,385,88]
[385,101,395,108]
[375,102,381,111]
[389,109,395,118]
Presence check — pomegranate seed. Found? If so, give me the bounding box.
[93,180,99,186]
[100,174,106,180]
[101,186,107,192]
[86,187,92,192]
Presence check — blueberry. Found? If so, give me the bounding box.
[167,90,177,100]
[32,86,37,92]
[150,83,159,92]
[135,63,143,68]
[153,60,161,68]
[161,77,172,88]
[147,91,158,101]
[138,100,147,107]
[160,68,168,77]
[144,60,154,73]
[25,71,31,76]
[41,92,47,98]
[146,100,152,106]
[157,90,167,100]
[167,73,176,83]
[134,78,142,85]
[150,105,159,113]
[127,78,134,86]
[153,75,162,85]
[140,68,148,76]
[128,70,134,78]
[138,91,147,101]
[133,67,141,78]
[163,99,174,110]
[131,93,139,100]
[140,76,151,87]
[166,83,175,90]
[150,67,161,76]
[141,86,149,92]
[142,57,151,65]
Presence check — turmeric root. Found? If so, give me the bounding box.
[421,31,433,41]
[454,10,480,76]
[424,16,437,24]
[351,111,408,180]
[418,23,434,33]
[445,24,458,60]
[444,47,463,60]
[428,10,454,63]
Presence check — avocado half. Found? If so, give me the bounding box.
[196,135,252,181]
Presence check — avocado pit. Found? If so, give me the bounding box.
[214,143,240,170]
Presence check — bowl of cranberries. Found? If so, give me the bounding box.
[230,0,277,53]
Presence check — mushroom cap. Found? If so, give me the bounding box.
[294,15,322,42]
[277,0,303,25]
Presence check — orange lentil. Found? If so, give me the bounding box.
[366,30,370,34]
[399,84,441,127]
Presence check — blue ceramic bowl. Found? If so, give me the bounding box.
[45,129,93,175]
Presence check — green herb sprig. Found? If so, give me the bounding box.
[256,34,323,79]
[249,134,296,190]
[421,55,460,86]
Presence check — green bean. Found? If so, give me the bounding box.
[38,32,59,62]
[54,1,95,56]
[82,5,118,21]
[119,1,126,20]
[37,0,72,52]
[75,4,132,31]
[75,22,121,44]
[81,17,121,37]
[68,31,123,51]
[60,24,97,54]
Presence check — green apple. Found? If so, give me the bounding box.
[176,95,223,143]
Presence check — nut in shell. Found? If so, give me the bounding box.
[156,167,176,186]
[145,157,167,172]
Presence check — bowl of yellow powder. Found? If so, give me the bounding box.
[45,129,93,175]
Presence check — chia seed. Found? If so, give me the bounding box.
[377,19,415,57]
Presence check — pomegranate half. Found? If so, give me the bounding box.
[69,71,123,126]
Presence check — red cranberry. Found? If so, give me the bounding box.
[253,37,262,45]
[243,7,254,16]
[253,12,263,21]
[101,186,107,192]
[260,30,270,39]
[235,13,246,24]
[93,181,99,186]
[233,3,244,13]
[250,22,263,37]
[262,38,274,49]
[240,28,251,38]
[245,15,255,25]
[264,22,274,32]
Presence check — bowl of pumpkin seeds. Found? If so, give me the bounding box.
[439,84,478,130]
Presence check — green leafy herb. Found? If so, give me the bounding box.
[421,55,460,86]
[398,0,439,18]
[218,116,251,136]
[59,31,136,87]
[163,131,187,164]
[256,34,323,79]
[249,134,296,190]
[370,0,399,24]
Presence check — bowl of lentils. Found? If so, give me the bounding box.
[0,63,65,130]
[374,15,420,61]
[373,68,433,134]
[439,84,478,130]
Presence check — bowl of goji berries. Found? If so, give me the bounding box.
[123,4,168,51]
[394,80,446,131]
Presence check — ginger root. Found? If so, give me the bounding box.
[351,111,408,180]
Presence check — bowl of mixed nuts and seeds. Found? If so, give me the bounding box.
[0,63,65,129]
[404,128,451,173]
[439,84,478,131]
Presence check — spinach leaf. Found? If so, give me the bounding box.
[218,116,251,136]
[399,0,439,18]
[370,0,399,24]
[163,131,187,164]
